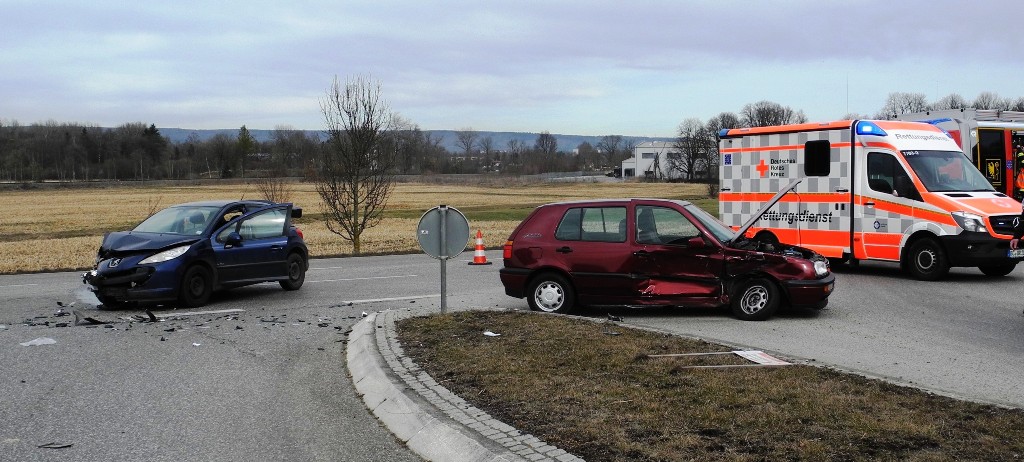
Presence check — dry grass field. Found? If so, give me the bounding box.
[0,179,708,274]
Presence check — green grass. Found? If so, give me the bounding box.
[398,311,1024,461]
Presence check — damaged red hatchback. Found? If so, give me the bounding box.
[499,196,834,321]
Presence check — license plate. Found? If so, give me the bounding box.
[1009,249,1024,259]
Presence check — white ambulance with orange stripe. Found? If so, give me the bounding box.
[718,120,1024,280]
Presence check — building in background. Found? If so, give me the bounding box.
[620,141,680,179]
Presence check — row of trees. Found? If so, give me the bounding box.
[0,122,639,183]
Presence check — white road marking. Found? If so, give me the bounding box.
[308,274,418,283]
[0,283,39,288]
[339,294,440,305]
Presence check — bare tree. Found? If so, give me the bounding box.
[597,135,623,167]
[874,92,929,119]
[315,74,397,255]
[1009,97,1024,112]
[669,118,705,180]
[932,93,968,110]
[740,100,806,127]
[454,128,479,159]
[534,132,558,156]
[972,91,1009,110]
[703,112,742,197]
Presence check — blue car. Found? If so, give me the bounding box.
[83,200,309,308]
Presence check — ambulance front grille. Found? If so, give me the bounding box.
[989,215,1020,236]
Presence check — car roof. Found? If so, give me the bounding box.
[170,200,275,208]
[539,198,694,207]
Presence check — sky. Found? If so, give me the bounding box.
[3,0,1023,138]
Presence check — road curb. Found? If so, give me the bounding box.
[347,310,583,462]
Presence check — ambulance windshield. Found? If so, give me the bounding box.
[902,150,994,193]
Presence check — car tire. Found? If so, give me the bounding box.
[179,265,213,308]
[731,278,780,321]
[280,253,306,291]
[904,238,949,281]
[978,262,1017,277]
[526,273,575,314]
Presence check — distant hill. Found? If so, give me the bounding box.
[158,127,672,153]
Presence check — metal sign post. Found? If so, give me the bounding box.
[417,205,470,313]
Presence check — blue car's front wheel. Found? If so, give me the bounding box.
[179,265,213,307]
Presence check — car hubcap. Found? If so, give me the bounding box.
[916,249,936,271]
[189,276,205,296]
[534,282,563,312]
[740,286,768,314]
[289,261,300,280]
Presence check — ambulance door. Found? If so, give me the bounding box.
[855,152,920,261]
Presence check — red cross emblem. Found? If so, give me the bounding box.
[755,159,769,177]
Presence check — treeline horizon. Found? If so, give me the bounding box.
[4,90,1023,183]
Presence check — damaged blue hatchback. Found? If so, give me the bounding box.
[83,200,308,308]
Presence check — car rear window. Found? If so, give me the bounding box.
[555,207,626,242]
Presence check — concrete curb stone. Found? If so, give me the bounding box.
[347,310,584,462]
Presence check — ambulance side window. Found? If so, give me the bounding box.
[867,152,921,201]
[804,140,830,176]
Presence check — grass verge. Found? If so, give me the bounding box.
[398,310,1024,461]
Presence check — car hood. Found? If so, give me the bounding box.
[99,231,200,256]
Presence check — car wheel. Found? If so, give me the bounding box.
[280,253,306,291]
[731,278,780,321]
[526,273,575,314]
[978,262,1017,277]
[904,238,949,281]
[179,265,213,307]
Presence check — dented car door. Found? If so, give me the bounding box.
[628,203,725,306]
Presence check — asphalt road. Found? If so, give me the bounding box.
[2,251,1024,460]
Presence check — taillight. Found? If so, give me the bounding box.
[295,227,304,239]
[503,240,513,259]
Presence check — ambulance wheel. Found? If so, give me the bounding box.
[978,263,1017,277]
[731,278,780,321]
[905,238,949,281]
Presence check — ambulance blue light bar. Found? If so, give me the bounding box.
[855,121,887,136]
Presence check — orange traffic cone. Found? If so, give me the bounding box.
[468,229,492,265]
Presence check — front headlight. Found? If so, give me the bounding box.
[139,245,190,265]
[951,211,987,233]
[813,259,829,277]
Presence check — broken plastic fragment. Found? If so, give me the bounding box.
[20,337,57,347]
[360,311,368,317]
[38,442,73,449]
[192,343,201,347]
[483,330,501,337]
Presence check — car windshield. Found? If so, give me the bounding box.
[902,150,994,192]
[134,206,221,235]
[683,203,736,244]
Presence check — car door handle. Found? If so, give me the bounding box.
[865,202,875,207]
[633,250,650,257]
[556,246,573,253]
[270,245,284,251]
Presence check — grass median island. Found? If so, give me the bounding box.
[397,310,1024,461]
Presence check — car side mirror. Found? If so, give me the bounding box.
[291,207,302,219]
[687,236,705,248]
[225,232,243,247]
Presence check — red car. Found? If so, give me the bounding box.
[499,195,834,321]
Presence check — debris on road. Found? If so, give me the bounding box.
[20,337,57,347]
[37,442,73,449]
[483,330,501,337]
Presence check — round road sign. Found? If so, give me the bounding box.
[417,205,470,260]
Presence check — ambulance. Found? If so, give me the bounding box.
[718,120,1023,280]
